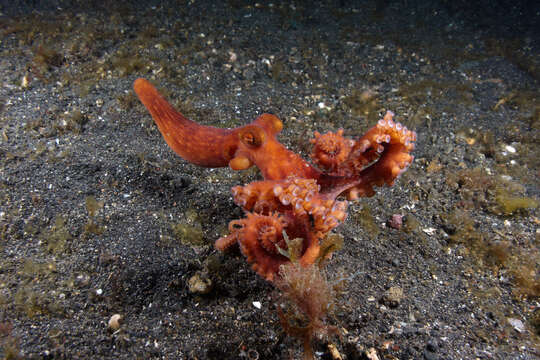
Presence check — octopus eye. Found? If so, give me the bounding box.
[243,132,257,145]
[239,125,265,148]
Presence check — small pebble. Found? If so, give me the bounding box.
[328,343,342,360]
[382,286,404,308]
[426,338,438,352]
[108,314,122,331]
[508,318,525,333]
[423,348,438,360]
[365,347,379,360]
[21,74,30,88]
[388,214,403,229]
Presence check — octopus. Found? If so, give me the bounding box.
[134,78,416,281]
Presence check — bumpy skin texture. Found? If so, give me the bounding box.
[134,78,416,281]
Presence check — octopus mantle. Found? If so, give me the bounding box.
[134,78,416,281]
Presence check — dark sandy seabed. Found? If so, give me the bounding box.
[0,0,539,359]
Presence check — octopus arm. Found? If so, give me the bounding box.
[346,111,416,199]
[134,78,238,167]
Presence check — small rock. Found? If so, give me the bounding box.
[388,214,403,229]
[426,338,438,352]
[507,318,525,333]
[21,74,30,88]
[423,348,438,360]
[365,347,379,360]
[243,68,255,80]
[390,327,403,336]
[108,314,122,331]
[328,343,342,360]
[504,144,516,154]
[382,286,404,308]
[188,272,213,295]
[403,326,418,337]
[74,273,90,288]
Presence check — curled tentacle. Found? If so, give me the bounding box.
[272,178,348,235]
[232,177,348,234]
[350,111,415,171]
[315,111,416,200]
[219,176,351,280]
[231,181,283,212]
[214,220,245,251]
[218,212,319,281]
[343,111,416,199]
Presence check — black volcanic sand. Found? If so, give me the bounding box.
[0,1,539,359]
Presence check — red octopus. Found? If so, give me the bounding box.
[134,78,416,281]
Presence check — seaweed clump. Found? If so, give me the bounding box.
[273,232,344,359]
[171,221,204,246]
[447,167,538,215]
[494,191,538,215]
[0,322,22,360]
[30,44,64,82]
[445,209,540,299]
[446,209,509,269]
[275,263,340,360]
[83,196,104,238]
[342,89,380,123]
[41,215,71,254]
[350,204,380,239]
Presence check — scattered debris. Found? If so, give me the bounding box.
[188,272,213,295]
